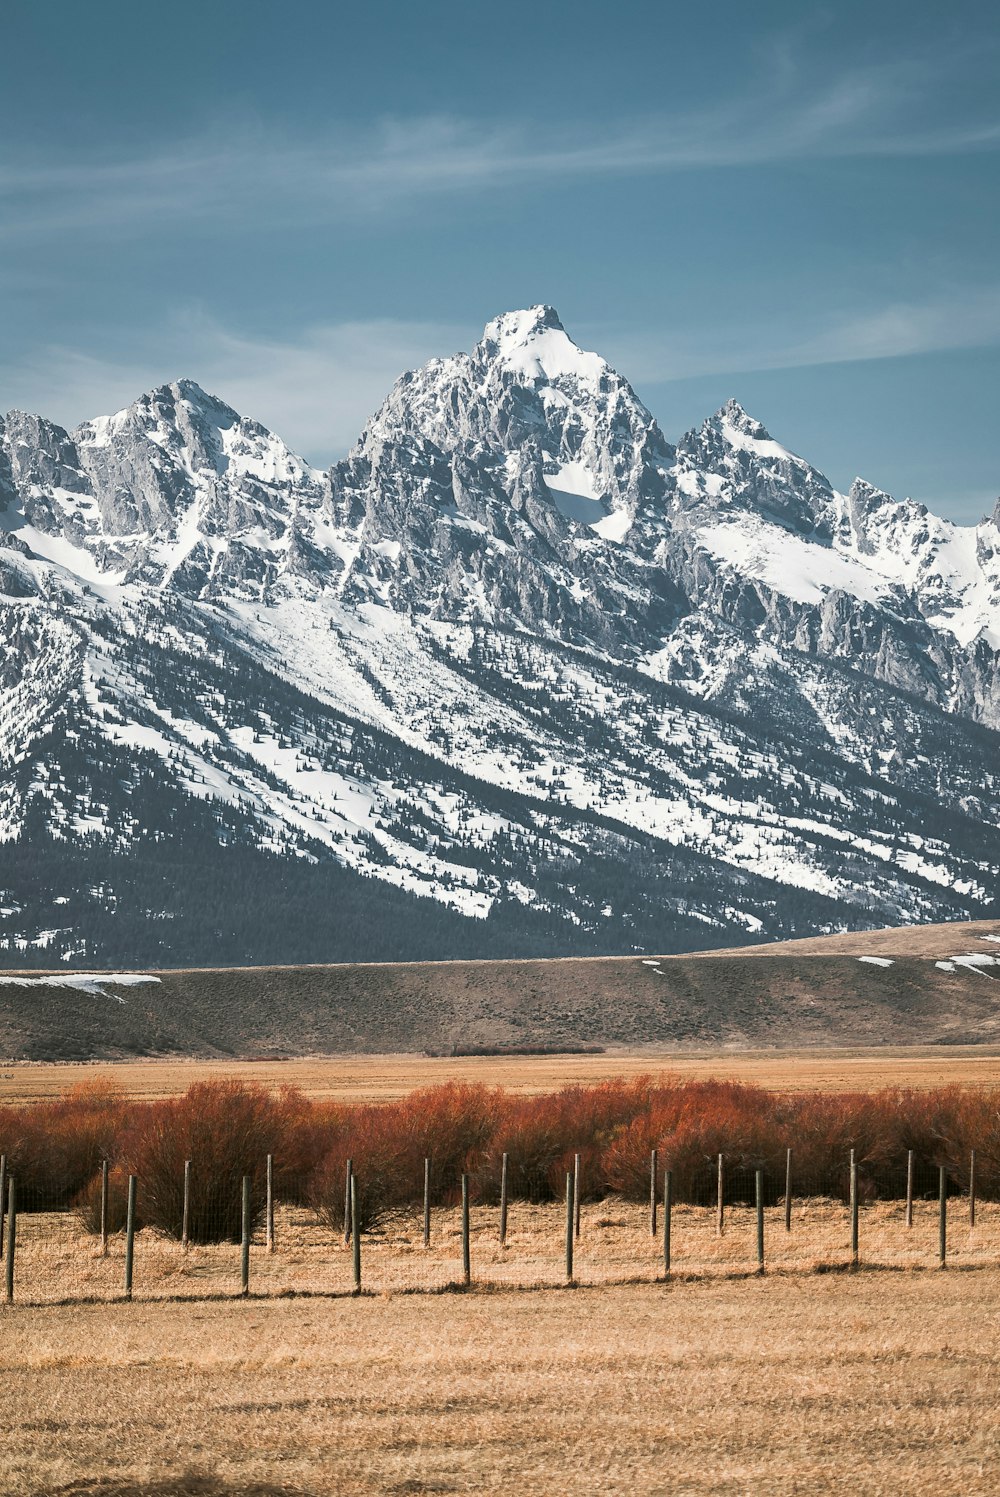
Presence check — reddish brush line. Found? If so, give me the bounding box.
[0,1078,996,1240]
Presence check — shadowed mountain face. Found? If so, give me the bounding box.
[1,307,998,967]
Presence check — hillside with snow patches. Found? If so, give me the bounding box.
[1,305,999,967]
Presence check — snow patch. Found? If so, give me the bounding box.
[0,972,160,1001]
[698,518,890,607]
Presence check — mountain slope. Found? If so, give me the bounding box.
[0,308,998,966]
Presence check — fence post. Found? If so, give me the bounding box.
[241,1176,251,1296]
[716,1153,724,1237]
[849,1150,859,1268]
[939,1166,947,1268]
[499,1153,508,1246]
[969,1149,977,1231]
[100,1160,109,1257]
[266,1154,274,1254]
[565,1171,574,1284]
[574,1152,582,1240]
[905,1150,914,1230]
[755,1169,765,1272]
[663,1169,672,1279]
[4,1176,15,1305]
[344,1158,354,1246]
[0,1154,6,1258]
[423,1158,431,1248]
[461,1174,471,1286]
[784,1148,792,1233]
[650,1148,658,1237]
[351,1175,361,1292]
[181,1159,191,1251]
[124,1175,137,1301]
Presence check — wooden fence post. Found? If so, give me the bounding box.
[849,1150,859,1268]
[784,1148,792,1233]
[905,1150,914,1230]
[181,1159,191,1251]
[241,1176,251,1296]
[650,1148,658,1237]
[969,1149,976,1231]
[266,1154,275,1254]
[100,1160,109,1257]
[663,1169,672,1279]
[574,1152,582,1240]
[344,1158,354,1246]
[565,1171,574,1284]
[0,1154,6,1258]
[716,1153,724,1237]
[939,1166,947,1268]
[4,1176,15,1305]
[461,1174,471,1287]
[423,1158,431,1248]
[755,1169,765,1271]
[124,1175,137,1301]
[499,1153,508,1246]
[351,1175,361,1292]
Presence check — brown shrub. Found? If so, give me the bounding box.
[0,1079,128,1211]
[74,1164,137,1235]
[307,1104,409,1233]
[118,1081,290,1242]
[395,1083,500,1203]
[7,1078,1000,1228]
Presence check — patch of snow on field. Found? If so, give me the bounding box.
[951,954,1000,978]
[857,956,894,967]
[0,972,160,1001]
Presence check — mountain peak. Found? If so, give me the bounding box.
[710,399,774,442]
[144,378,238,421]
[481,304,565,347]
[850,476,893,508]
[476,305,608,388]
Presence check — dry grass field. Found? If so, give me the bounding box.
[6,920,1000,1494]
[3,1247,1000,1495]
[7,1043,1000,1106]
[6,1197,996,1304]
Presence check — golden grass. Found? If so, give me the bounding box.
[3,1253,1000,1494]
[6,1196,994,1305]
[8,1044,1000,1106]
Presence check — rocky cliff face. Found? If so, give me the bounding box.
[0,307,997,966]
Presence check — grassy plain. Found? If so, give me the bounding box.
[8,1197,999,1304]
[6,1043,1000,1106]
[3,1257,1000,1495]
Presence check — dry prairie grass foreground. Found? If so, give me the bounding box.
[8,1199,1000,1304]
[4,1272,1000,1497]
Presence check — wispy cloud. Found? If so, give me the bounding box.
[0,312,466,464]
[598,286,1000,385]
[1,55,997,242]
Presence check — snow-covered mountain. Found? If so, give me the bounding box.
[2,306,999,966]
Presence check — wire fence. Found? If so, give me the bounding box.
[0,1150,994,1307]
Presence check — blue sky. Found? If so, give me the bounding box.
[1,0,998,519]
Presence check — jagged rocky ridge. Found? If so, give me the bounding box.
[1,306,999,965]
